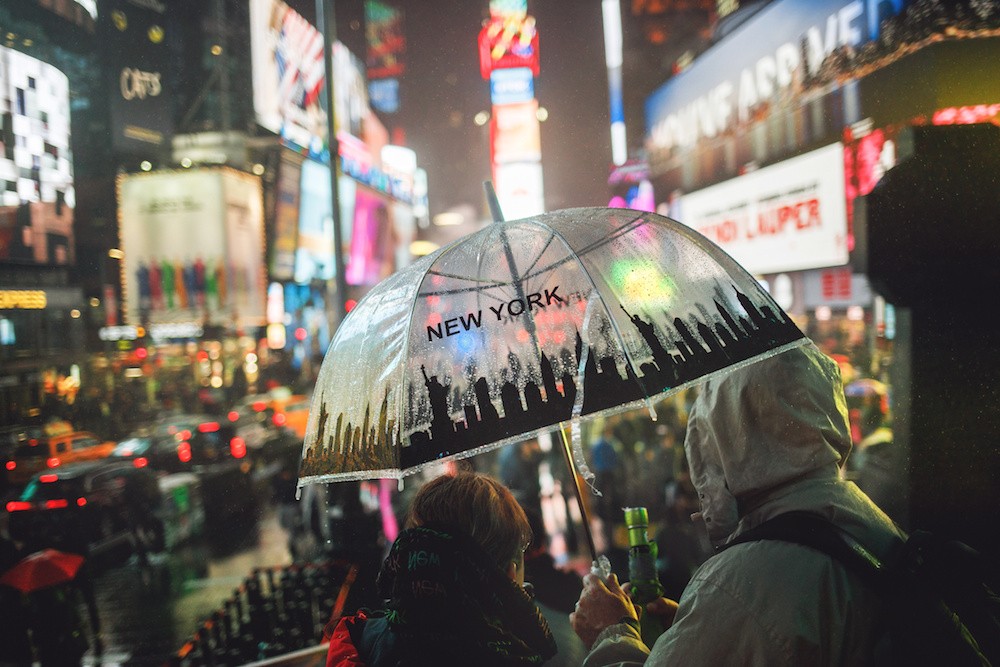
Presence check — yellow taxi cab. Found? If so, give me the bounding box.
[5,420,117,487]
[239,387,310,440]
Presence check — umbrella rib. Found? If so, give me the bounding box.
[521,232,558,277]
[413,215,648,298]
[423,269,508,287]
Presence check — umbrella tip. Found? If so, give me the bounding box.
[484,181,505,223]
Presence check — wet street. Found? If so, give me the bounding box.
[83,503,300,666]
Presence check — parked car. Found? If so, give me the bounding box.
[110,414,256,527]
[6,459,164,558]
[4,421,116,488]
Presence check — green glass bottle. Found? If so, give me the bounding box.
[624,506,666,647]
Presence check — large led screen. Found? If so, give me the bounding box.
[0,47,74,266]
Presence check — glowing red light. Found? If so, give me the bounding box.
[228,411,240,422]
[177,442,192,463]
[196,351,209,361]
[273,413,286,427]
[47,457,60,468]
[135,347,148,360]
[345,299,358,312]
[230,436,247,459]
[133,457,149,468]
[45,499,69,509]
[252,401,267,412]
[40,474,58,483]
[6,501,31,512]
[294,327,308,341]
[5,461,15,471]
[178,430,192,440]
[198,422,220,433]
[76,497,87,507]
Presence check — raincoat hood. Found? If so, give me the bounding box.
[684,342,853,546]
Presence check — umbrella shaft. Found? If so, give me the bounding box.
[559,426,598,561]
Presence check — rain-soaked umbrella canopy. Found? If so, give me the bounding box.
[298,207,806,488]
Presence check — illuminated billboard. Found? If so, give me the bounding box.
[490,100,541,164]
[101,0,171,153]
[645,0,1000,196]
[250,0,328,157]
[118,168,266,328]
[345,189,396,286]
[364,1,405,79]
[0,47,74,267]
[250,0,369,160]
[677,143,848,275]
[270,151,304,281]
[493,162,544,220]
[294,159,336,284]
[478,14,539,79]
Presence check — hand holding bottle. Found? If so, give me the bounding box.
[625,506,670,647]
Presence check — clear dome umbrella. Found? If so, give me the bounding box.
[299,189,806,559]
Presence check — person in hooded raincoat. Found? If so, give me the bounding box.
[570,342,904,665]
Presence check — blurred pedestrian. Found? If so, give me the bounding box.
[571,343,905,665]
[0,512,32,667]
[590,422,623,553]
[499,438,544,522]
[325,471,557,666]
[853,403,905,523]
[521,506,587,667]
[27,581,90,666]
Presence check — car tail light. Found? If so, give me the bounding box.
[44,499,69,509]
[6,501,32,512]
[198,422,220,433]
[228,410,240,422]
[76,497,87,507]
[252,401,267,412]
[40,474,58,483]
[133,457,149,468]
[178,441,192,463]
[273,413,286,427]
[5,461,15,471]
[47,457,61,468]
[230,436,247,459]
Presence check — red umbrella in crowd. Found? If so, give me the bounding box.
[299,191,806,558]
[0,548,84,594]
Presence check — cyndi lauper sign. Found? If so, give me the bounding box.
[677,143,848,275]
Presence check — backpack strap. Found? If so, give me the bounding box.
[724,511,887,591]
[725,512,994,666]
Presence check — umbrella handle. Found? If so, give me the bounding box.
[558,425,598,562]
